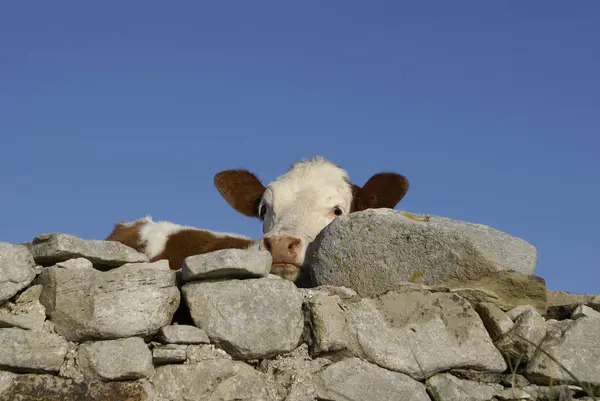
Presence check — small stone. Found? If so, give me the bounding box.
[0,297,46,330]
[24,233,148,268]
[15,285,43,303]
[157,324,210,344]
[571,304,600,320]
[520,384,586,400]
[0,327,69,373]
[186,344,232,363]
[425,373,503,401]
[306,293,354,354]
[77,337,154,381]
[494,308,547,364]
[494,388,532,400]
[181,248,272,282]
[182,278,304,359]
[152,344,187,365]
[55,257,94,269]
[314,357,430,401]
[476,302,514,340]
[506,305,537,321]
[0,243,36,304]
[545,289,600,320]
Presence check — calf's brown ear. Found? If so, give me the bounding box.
[214,169,266,218]
[350,172,409,212]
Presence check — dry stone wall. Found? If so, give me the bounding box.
[1,209,599,401]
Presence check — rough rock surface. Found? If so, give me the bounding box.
[183,278,304,359]
[158,324,209,344]
[494,308,547,364]
[0,243,36,304]
[36,260,180,341]
[24,233,148,268]
[545,290,600,320]
[0,328,69,373]
[151,359,273,401]
[425,373,503,401]
[77,337,154,381]
[308,209,537,297]
[0,285,46,330]
[181,248,272,282]
[314,357,431,401]
[0,372,151,401]
[475,302,514,341]
[308,288,507,380]
[152,344,188,365]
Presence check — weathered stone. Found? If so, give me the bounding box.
[0,327,69,373]
[0,285,46,330]
[520,384,586,400]
[507,305,537,321]
[182,278,304,359]
[157,324,209,344]
[77,337,154,381]
[151,359,274,401]
[55,257,93,269]
[494,388,532,400]
[308,288,507,380]
[36,260,180,341]
[308,209,537,297]
[450,369,530,387]
[58,343,83,381]
[495,308,547,366]
[258,344,330,401]
[306,292,354,354]
[0,373,150,401]
[185,344,232,363]
[0,243,36,304]
[476,302,514,341]
[545,290,600,320]
[25,233,148,268]
[314,357,430,401]
[152,344,188,365]
[181,248,272,282]
[432,271,548,315]
[571,304,600,320]
[426,372,503,401]
[525,316,600,389]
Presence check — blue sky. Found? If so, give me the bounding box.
[1,1,598,294]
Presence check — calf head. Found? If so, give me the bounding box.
[214,156,409,281]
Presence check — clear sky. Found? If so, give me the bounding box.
[1,1,598,294]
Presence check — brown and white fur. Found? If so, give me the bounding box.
[105,216,257,270]
[213,156,409,282]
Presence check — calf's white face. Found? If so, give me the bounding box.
[214,156,409,282]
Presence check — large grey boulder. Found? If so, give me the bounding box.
[150,359,275,401]
[181,248,272,282]
[313,357,430,401]
[307,288,507,380]
[0,327,69,373]
[24,233,148,268]
[525,315,600,389]
[36,260,180,341]
[77,337,154,381]
[308,209,537,297]
[0,243,36,304]
[182,278,304,359]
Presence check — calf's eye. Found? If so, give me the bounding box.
[258,205,267,219]
[333,206,343,216]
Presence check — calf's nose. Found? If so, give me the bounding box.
[259,235,302,264]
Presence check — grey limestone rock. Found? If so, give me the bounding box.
[0,327,69,373]
[157,324,209,344]
[308,209,537,297]
[181,248,272,282]
[313,357,431,401]
[24,233,148,268]
[36,259,180,341]
[0,285,46,330]
[182,277,304,359]
[476,302,515,341]
[152,344,188,365]
[0,242,36,305]
[77,337,154,381]
[425,373,503,401]
[494,308,547,365]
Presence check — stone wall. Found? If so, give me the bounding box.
[1,210,599,401]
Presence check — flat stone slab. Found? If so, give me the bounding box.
[314,357,431,401]
[77,337,154,381]
[152,344,188,365]
[0,243,36,304]
[24,233,148,268]
[0,327,69,373]
[157,324,210,344]
[308,209,537,297]
[37,260,180,341]
[181,248,272,282]
[182,278,304,359]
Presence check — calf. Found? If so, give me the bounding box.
[105,216,256,270]
[213,155,410,282]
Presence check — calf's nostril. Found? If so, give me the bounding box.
[262,238,272,251]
